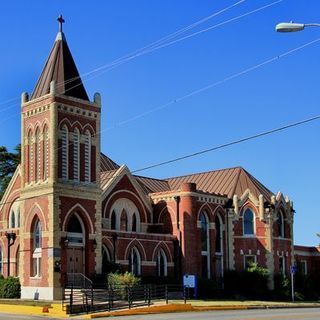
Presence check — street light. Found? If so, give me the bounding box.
[276,22,320,33]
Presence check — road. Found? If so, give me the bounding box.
[0,308,320,320]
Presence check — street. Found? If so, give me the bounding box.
[1,308,320,320]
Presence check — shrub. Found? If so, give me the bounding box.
[107,272,140,300]
[0,277,21,298]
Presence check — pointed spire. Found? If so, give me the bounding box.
[31,16,89,101]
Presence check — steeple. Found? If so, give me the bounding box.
[31,15,89,101]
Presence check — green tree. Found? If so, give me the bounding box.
[0,144,21,201]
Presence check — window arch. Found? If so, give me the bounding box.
[73,128,80,182]
[215,215,222,253]
[128,247,141,276]
[110,210,116,230]
[243,208,254,235]
[120,209,128,231]
[277,211,285,238]
[35,128,40,181]
[132,213,137,232]
[9,201,20,229]
[10,210,15,229]
[199,212,210,278]
[156,249,168,277]
[66,214,85,246]
[61,125,69,180]
[32,218,42,277]
[84,130,91,183]
[109,198,141,232]
[27,130,33,182]
[43,125,49,180]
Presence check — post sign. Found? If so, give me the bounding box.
[183,274,196,288]
[290,265,297,274]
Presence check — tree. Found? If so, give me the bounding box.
[0,144,21,201]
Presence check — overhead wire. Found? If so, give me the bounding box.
[0,112,319,208]
[0,0,246,113]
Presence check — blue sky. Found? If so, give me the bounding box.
[0,0,319,246]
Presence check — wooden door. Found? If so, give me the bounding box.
[67,248,84,274]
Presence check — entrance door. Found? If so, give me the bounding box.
[67,247,84,274]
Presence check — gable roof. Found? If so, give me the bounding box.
[31,31,89,101]
[100,153,120,172]
[166,167,273,200]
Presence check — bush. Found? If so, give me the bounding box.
[224,263,270,299]
[107,272,140,288]
[107,272,140,300]
[0,277,21,298]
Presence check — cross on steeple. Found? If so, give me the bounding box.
[57,15,65,32]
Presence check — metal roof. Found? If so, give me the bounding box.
[31,32,89,101]
[167,167,273,200]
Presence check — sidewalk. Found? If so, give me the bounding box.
[0,299,319,319]
[88,300,320,318]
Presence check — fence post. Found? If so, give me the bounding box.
[148,285,151,306]
[69,286,73,314]
[91,287,94,311]
[165,285,168,304]
[183,286,186,304]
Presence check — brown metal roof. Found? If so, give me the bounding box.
[100,169,118,190]
[134,175,170,194]
[167,167,273,200]
[100,153,120,172]
[31,32,89,101]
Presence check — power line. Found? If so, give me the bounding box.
[0,0,246,112]
[1,113,319,208]
[132,114,320,173]
[106,37,320,130]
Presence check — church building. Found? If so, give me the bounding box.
[0,19,306,300]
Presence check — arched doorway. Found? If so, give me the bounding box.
[66,214,85,274]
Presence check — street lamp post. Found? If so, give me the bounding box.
[276,22,320,33]
[5,232,16,277]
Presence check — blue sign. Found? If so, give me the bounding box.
[290,265,297,274]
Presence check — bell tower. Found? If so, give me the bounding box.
[20,16,102,300]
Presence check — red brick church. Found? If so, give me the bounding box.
[0,20,318,300]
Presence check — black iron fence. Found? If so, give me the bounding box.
[63,282,188,315]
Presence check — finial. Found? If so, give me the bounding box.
[57,14,65,32]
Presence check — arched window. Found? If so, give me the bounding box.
[109,198,141,232]
[120,209,128,231]
[9,201,20,228]
[43,126,49,180]
[35,128,40,181]
[102,246,111,274]
[32,219,42,277]
[243,208,254,235]
[110,210,116,230]
[0,246,2,275]
[17,208,20,228]
[61,125,69,180]
[128,247,141,276]
[156,249,168,277]
[10,210,15,229]
[84,130,91,183]
[215,215,222,253]
[199,212,210,278]
[66,214,84,246]
[277,211,285,238]
[73,128,80,182]
[28,131,33,182]
[34,220,42,249]
[132,213,137,232]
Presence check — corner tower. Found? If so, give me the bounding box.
[20,16,102,300]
